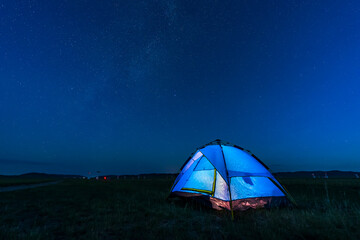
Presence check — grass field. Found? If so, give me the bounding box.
[0,177,58,187]
[0,177,359,239]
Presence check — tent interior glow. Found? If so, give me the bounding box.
[1,1,360,175]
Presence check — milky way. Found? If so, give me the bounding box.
[1,0,360,175]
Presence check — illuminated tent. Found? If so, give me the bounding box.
[169,140,295,216]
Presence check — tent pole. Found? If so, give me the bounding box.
[229,179,234,220]
[218,141,234,220]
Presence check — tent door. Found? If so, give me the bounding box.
[181,169,217,196]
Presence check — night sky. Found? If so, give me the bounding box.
[1,0,360,175]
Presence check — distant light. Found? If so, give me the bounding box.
[104,177,107,180]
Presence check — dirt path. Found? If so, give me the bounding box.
[0,181,62,192]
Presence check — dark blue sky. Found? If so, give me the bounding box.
[1,0,360,175]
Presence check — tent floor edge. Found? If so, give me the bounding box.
[169,191,290,211]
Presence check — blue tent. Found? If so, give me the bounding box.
[169,140,295,216]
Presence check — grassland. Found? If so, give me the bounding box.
[0,177,58,187]
[0,177,359,240]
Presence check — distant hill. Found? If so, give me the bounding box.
[0,172,84,179]
[2,171,359,180]
[94,173,177,180]
[99,171,359,179]
[274,170,360,179]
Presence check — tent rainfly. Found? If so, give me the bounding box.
[168,140,295,217]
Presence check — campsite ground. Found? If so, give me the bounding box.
[0,177,56,187]
[0,177,359,240]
